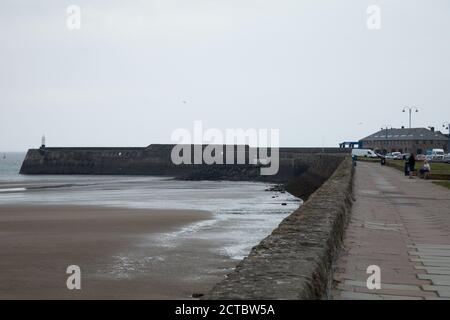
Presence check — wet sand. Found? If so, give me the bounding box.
[0,205,236,299]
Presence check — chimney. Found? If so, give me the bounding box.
[401,126,405,129]
[430,127,435,132]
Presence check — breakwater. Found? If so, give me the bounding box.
[20,145,350,199]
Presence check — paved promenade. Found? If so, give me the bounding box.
[332,161,450,300]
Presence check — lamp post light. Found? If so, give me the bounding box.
[402,107,419,129]
[443,122,450,134]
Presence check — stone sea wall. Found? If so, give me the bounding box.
[204,157,354,299]
[20,145,350,200]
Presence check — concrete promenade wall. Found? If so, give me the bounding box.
[204,157,354,299]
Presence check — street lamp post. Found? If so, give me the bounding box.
[402,107,419,129]
[444,122,450,153]
[381,125,391,155]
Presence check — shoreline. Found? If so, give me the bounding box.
[0,204,237,299]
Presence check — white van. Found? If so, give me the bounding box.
[351,149,378,158]
[429,149,445,161]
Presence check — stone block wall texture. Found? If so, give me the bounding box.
[203,157,354,299]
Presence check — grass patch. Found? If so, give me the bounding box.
[429,162,450,171]
[432,181,450,190]
[356,157,379,162]
[386,160,450,174]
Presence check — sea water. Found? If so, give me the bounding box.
[0,152,301,260]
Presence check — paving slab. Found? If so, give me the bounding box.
[414,266,450,275]
[344,280,421,291]
[417,274,450,286]
[422,285,450,298]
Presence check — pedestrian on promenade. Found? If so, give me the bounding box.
[408,153,416,178]
[419,160,431,178]
[380,154,386,166]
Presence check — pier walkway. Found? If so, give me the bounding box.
[332,161,450,300]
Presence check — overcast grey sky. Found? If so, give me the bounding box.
[1,0,449,151]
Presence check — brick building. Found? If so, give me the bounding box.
[359,127,449,155]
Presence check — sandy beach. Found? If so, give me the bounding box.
[0,205,236,299]
[0,161,298,300]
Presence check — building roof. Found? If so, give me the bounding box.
[360,128,449,142]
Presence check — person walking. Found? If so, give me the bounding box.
[408,153,416,178]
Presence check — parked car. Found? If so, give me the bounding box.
[351,149,378,158]
[385,152,402,160]
[416,154,427,161]
[444,153,450,163]
[401,153,411,160]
